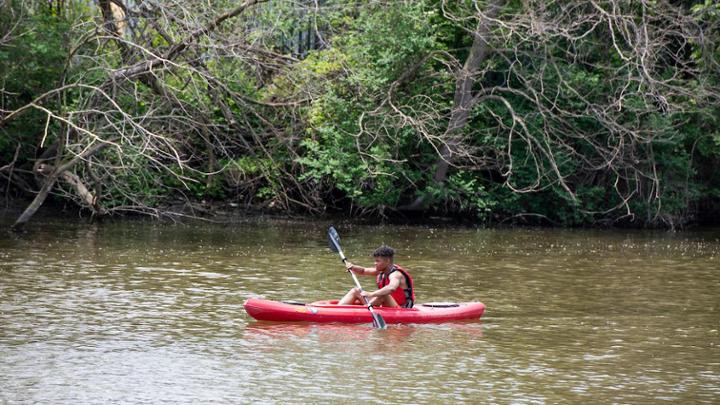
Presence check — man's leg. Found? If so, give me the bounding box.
[369,294,399,308]
[338,287,361,305]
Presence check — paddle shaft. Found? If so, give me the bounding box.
[334,246,374,308]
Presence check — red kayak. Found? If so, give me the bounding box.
[244,299,485,324]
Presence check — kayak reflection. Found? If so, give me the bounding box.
[243,322,417,348]
[242,320,484,352]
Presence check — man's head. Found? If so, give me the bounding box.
[372,245,394,271]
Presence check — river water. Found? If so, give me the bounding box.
[0,217,718,404]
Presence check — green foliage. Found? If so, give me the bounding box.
[163,166,227,201]
[0,6,73,162]
[422,171,498,220]
[287,1,456,211]
[86,149,165,208]
[222,156,280,201]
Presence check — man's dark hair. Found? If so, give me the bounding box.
[372,246,394,258]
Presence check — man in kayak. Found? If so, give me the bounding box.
[338,246,415,308]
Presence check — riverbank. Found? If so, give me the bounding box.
[3,196,719,231]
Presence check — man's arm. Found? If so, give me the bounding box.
[366,272,401,298]
[344,261,380,276]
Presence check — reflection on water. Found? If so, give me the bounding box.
[0,218,718,403]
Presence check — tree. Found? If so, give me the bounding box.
[294,0,719,227]
[2,0,296,228]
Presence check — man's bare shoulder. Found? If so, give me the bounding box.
[390,270,405,280]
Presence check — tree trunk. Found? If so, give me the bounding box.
[11,172,59,230]
[11,142,110,230]
[402,0,504,211]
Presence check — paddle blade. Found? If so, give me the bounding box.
[327,226,341,253]
[371,312,387,329]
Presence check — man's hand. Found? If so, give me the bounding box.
[345,261,354,271]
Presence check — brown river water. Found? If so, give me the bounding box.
[0,217,718,403]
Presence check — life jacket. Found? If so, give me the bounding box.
[376,264,415,308]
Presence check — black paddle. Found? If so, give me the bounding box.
[327,226,387,329]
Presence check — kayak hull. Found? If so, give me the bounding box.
[243,299,485,324]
